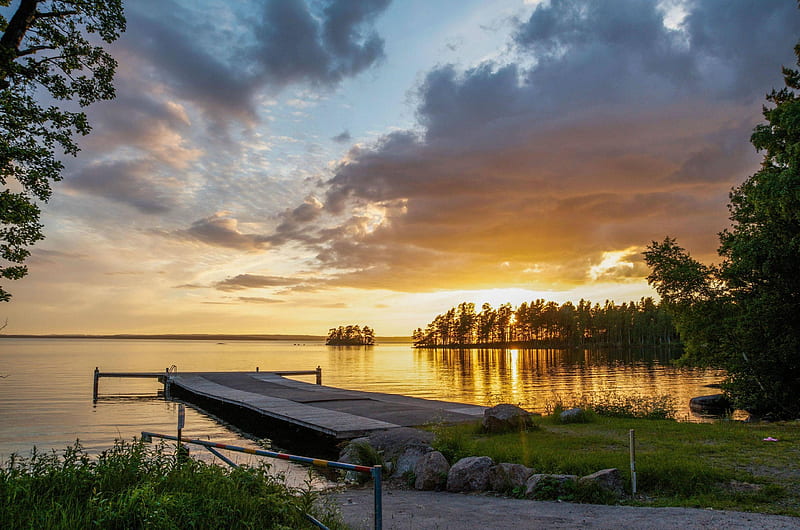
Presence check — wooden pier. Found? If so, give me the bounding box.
[94,367,486,442]
[169,372,486,439]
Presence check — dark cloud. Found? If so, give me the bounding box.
[252,0,390,88]
[261,0,800,292]
[332,130,352,143]
[180,212,270,251]
[266,196,324,245]
[66,160,175,214]
[116,0,391,127]
[215,274,298,292]
[124,9,259,124]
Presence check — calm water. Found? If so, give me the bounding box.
[0,338,725,464]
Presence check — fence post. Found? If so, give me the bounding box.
[93,367,99,402]
[316,366,322,385]
[629,429,637,495]
[372,465,382,530]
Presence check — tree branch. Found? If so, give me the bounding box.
[17,45,55,57]
[34,11,79,20]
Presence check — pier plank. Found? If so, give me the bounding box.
[170,372,485,439]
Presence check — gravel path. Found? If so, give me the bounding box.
[326,488,800,529]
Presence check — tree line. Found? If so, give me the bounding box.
[326,325,375,346]
[412,298,678,348]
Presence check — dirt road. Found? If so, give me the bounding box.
[326,488,800,529]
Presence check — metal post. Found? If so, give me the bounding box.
[372,465,382,530]
[93,367,99,402]
[629,429,637,495]
[316,365,322,385]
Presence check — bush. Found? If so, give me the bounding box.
[545,391,676,420]
[0,439,343,529]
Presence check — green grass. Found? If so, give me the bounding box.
[0,439,345,529]
[430,416,800,515]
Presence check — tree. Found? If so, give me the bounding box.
[0,0,125,301]
[644,39,800,419]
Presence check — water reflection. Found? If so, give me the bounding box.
[412,347,724,420]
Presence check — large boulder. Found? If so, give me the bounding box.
[689,394,732,414]
[338,437,370,463]
[525,474,578,498]
[579,468,624,496]
[482,404,536,433]
[365,427,434,462]
[487,463,533,492]
[559,407,588,423]
[338,438,378,483]
[446,456,494,492]
[414,451,450,490]
[395,445,430,477]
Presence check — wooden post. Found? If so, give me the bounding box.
[629,429,637,495]
[93,367,99,402]
[316,366,322,385]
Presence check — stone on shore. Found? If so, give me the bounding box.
[395,445,431,477]
[579,468,624,496]
[689,394,732,414]
[447,456,494,492]
[525,474,578,498]
[414,451,450,490]
[488,463,534,492]
[559,408,587,423]
[482,404,537,433]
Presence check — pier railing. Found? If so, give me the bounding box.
[92,366,323,401]
[141,431,382,530]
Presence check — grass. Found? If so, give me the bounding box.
[430,416,800,515]
[0,439,345,529]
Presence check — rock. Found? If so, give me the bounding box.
[482,404,537,433]
[365,427,434,462]
[559,408,586,423]
[338,438,375,483]
[338,437,370,463]
[579,468,624,496]
[446,456,494,492]
[414,451,450,490]
[488,463,533,492]
[525,474,578,498]
[395,445,431,477]
[689,394,732,414]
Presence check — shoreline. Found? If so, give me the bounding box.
[0,333,412,342]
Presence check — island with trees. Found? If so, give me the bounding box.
[325,325,375,346]
[412,297,677,348]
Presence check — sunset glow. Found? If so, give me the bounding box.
[3,0,799,336]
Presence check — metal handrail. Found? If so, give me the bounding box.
[141,431,382,530]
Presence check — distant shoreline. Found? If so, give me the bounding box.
[0,333,412,342]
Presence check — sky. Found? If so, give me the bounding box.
[2,0,800,336]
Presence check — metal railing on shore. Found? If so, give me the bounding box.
[141,431,382,530]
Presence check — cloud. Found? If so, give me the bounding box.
[173,212,270,251]
[260,0,800,292]
[113,0,391,130]
[237,296,285,304]
[65,160,176,214]
[252,0,390,88]
[332,130,352,143]
[215,274,298,292]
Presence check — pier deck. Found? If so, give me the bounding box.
[170,372,486,439]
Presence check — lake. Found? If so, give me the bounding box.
[0,338,725,464]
